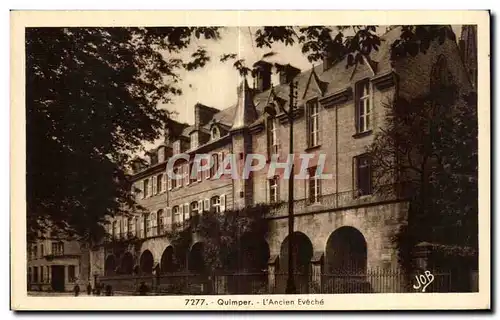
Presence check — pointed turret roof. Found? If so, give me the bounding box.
[230,78,258,131]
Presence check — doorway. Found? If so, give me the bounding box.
[51,265,65,292]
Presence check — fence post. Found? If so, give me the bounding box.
[311,252,324,293]
[268,254,279,294]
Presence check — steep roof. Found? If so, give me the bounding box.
[177,27,401,137]
[230,79,259,131]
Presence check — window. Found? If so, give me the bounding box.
[308,167,321,204]
[144,213,151,238]
[210,154,219,177]
[33,267,38,283]
[173,141,181,155]
[190,163,197,184]
[197,161,203,182]
[68,265,76,283]
[307,99,320,147]
[127,217,134,237]
[190,202,199,216]
[211,196,221,213]
[33,245,37,259]
[190,132,199,150]
[40,244,44,257]
[143,179,150,198]
[356,80,371,133]
[269,176,279,203]
[211,126,220,140]
[40,266,44,283]
[171,168,178,189]
[157,210,164,235]
[28,267,32,283]
[267,118,279,156]
[172,206,181,224]
[355,154,372,196]
[113,221,118,238]
[157,174,163,193]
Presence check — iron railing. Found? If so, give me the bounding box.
[98,267,459,295]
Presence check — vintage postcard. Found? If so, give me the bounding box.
[10,10,490,311]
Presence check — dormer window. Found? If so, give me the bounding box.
[190,132,199,150]
[173,141,181,155]
[211,126,220,140]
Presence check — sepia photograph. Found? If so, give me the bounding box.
[11,10,490,311]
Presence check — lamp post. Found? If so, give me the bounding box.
[265,80,298,294]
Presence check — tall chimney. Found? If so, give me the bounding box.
[253,60,273,92]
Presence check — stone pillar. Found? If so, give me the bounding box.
[267,254,279,294]
[311,252,324,293]
[413,242,433,271]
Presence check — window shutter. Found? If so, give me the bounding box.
[218,152,224,178]
[352,157,358,198]
[220,194,226,212]
[139,217,144,238]
[152,176,157,195]
[162,173,167,192]
[185,164,190,185]
[166,208,172,230]
[123,217,128,234]
[149,180,154,197]
[198,200,203,214]
[179,205,184,223]
[151,212,157,236]
[167,171,173,190]
[204,199,210,212]
[184,203,190,220]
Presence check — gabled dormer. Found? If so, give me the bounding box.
[302,68,328,101]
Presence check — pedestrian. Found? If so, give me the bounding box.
[73,284,80,297]
[86,283,92,295]
[138,281,148,296]
[95,283,101,296]
[105,284,113,296]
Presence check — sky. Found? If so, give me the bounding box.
[144,25,463,153]
[162,27,313,125]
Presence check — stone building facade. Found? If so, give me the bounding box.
[90,26,475,293]
[27,236,90,292]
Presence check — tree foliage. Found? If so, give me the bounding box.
[222,25,456,76]
[26,27,219,242]
[366,82,478,270]
[165,204,274,273]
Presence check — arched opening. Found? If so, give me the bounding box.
[104,255,117,276]
[121,252,134,274]
[160,246,176,274]
[139,250,154,274]
[239,234,270,272]
[279,232,313,293]
[325,226,367,274]
[188,242,205,274]
[227,234,270,294]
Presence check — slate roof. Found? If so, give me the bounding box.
[152,27,401,150]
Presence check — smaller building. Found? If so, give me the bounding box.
[27,233,90,292]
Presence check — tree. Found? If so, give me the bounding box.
[221,25,457,75]
[26,27,219,242]
[366,82,478,271]
[165,203,274,273]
